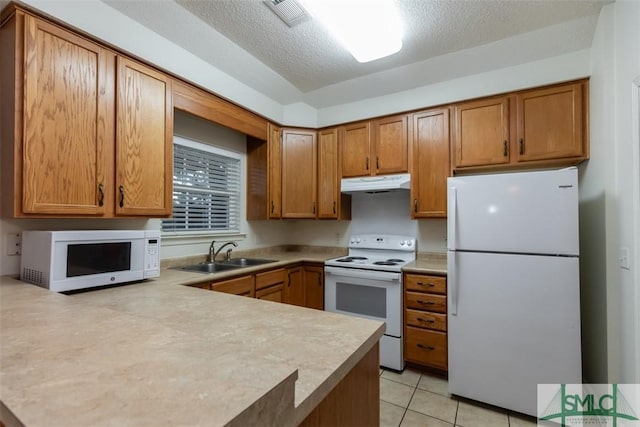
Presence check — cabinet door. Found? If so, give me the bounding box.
[317,128,340,219]
[268,123,282,218]
[372,115,408,175]
[284,266,305,307]
[255,284,284,302]
[516,83,584,162]
[22,16,113,215]
[454,97,510,168]
[281,129,317,218]
[212,275,254,297]
[411,109,450,218]
[303,265,324,310]
[340,122,370,177]
[115,56,172,216]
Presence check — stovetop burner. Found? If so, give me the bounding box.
[387,259,404,263]
[373,261,399,266]
[336,256,368,262]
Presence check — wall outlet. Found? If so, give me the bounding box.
[336,233,341,243]
[7,233,21,256]
[619,247,630,270]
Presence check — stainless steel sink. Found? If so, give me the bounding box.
[219,258,277,267]
[172,263,242,274]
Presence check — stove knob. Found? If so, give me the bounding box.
[400,240,406,246]
[350,239,355,244]
[406,241,413,247]
[355,238,361,244]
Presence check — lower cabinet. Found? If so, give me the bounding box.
[284,266,305,306]
[255,268,286,303]
[404,273,448,371]
[303,265,324,310]
[212,275,254,298]
[192,262,325,309]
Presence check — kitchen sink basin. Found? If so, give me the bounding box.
[173,263,242,274]
[219,258,277,267]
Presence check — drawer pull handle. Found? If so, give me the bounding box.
[417,300,435,305]
[417,317,435,323]
[98,183,104,207]
[417,282,435,287]
[503,140,508,157]
[417,344,435,351]
[119,185,125,208]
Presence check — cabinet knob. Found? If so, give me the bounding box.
[119,185,125,208]
[417,344,435,351]
[98,183,104,207]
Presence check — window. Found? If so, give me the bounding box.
[162,136,241,234]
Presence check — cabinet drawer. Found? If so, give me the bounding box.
[255,268,286,290]
[405,327,447,370]
[255,283,284,302]
[406,292,446,313]
[212,275,254,297]
[405,309,447,332]
[405,274,446,294]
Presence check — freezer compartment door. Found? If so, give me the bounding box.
[447,168,578,255]
[447,251,582,417]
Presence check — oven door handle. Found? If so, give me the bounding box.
[325,266,400,282]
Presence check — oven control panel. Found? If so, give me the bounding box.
[348,234,416,251]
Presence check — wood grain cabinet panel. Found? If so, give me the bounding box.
[255,283,284,302]
[372,114,408,175]
[303,265,324,310]
[284,266,305,307]
[410,108,450,218]
[115,56,173,216]
[454,96,510,168]
[317,128,340,219]
[516,82,584,162]
[340,122,371,177]
[268,123,282,219]
[212,275,254,297]
[21,15,113,215]
[404,273,447,371]
[281,129,317,218]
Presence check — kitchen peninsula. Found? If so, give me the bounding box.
[0,270,384,426]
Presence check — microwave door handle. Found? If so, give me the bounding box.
[325,267,399,282]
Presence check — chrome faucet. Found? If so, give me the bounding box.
[209,241,238,263]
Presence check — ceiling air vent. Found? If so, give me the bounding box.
[264,0,309,28]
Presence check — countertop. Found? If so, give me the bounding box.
[0,247,446,426]
[0,248,384,427]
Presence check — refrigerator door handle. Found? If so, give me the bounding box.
[448,252,458,315]
[448,186,457,250]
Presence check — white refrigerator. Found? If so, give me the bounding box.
[447,167,582,417]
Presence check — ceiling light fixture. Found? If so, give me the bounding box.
[297,0,404,63]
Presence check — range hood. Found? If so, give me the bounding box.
[341,173,411,194]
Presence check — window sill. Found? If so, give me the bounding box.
[161,231,247,246]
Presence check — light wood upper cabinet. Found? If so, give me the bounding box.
[1,10,173,218]
[19,15,114,215]
[268,123,282,219]
[340,116,409,178]
[372,114,408,175]
[453,96,510,168]
[411,108,450,218]
[340,122,371,177]
[115,57,173,216]
[516,82,585,162]
[317,128,339,218]
[281,129,317,218]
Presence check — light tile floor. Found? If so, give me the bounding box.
[379,368,538,427]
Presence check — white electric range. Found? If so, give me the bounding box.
[324,234,416,371]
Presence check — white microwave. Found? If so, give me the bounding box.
[20,230,160,292]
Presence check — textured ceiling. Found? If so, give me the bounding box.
[100,0,609,107]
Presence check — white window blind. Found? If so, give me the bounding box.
[162,136,241,233]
